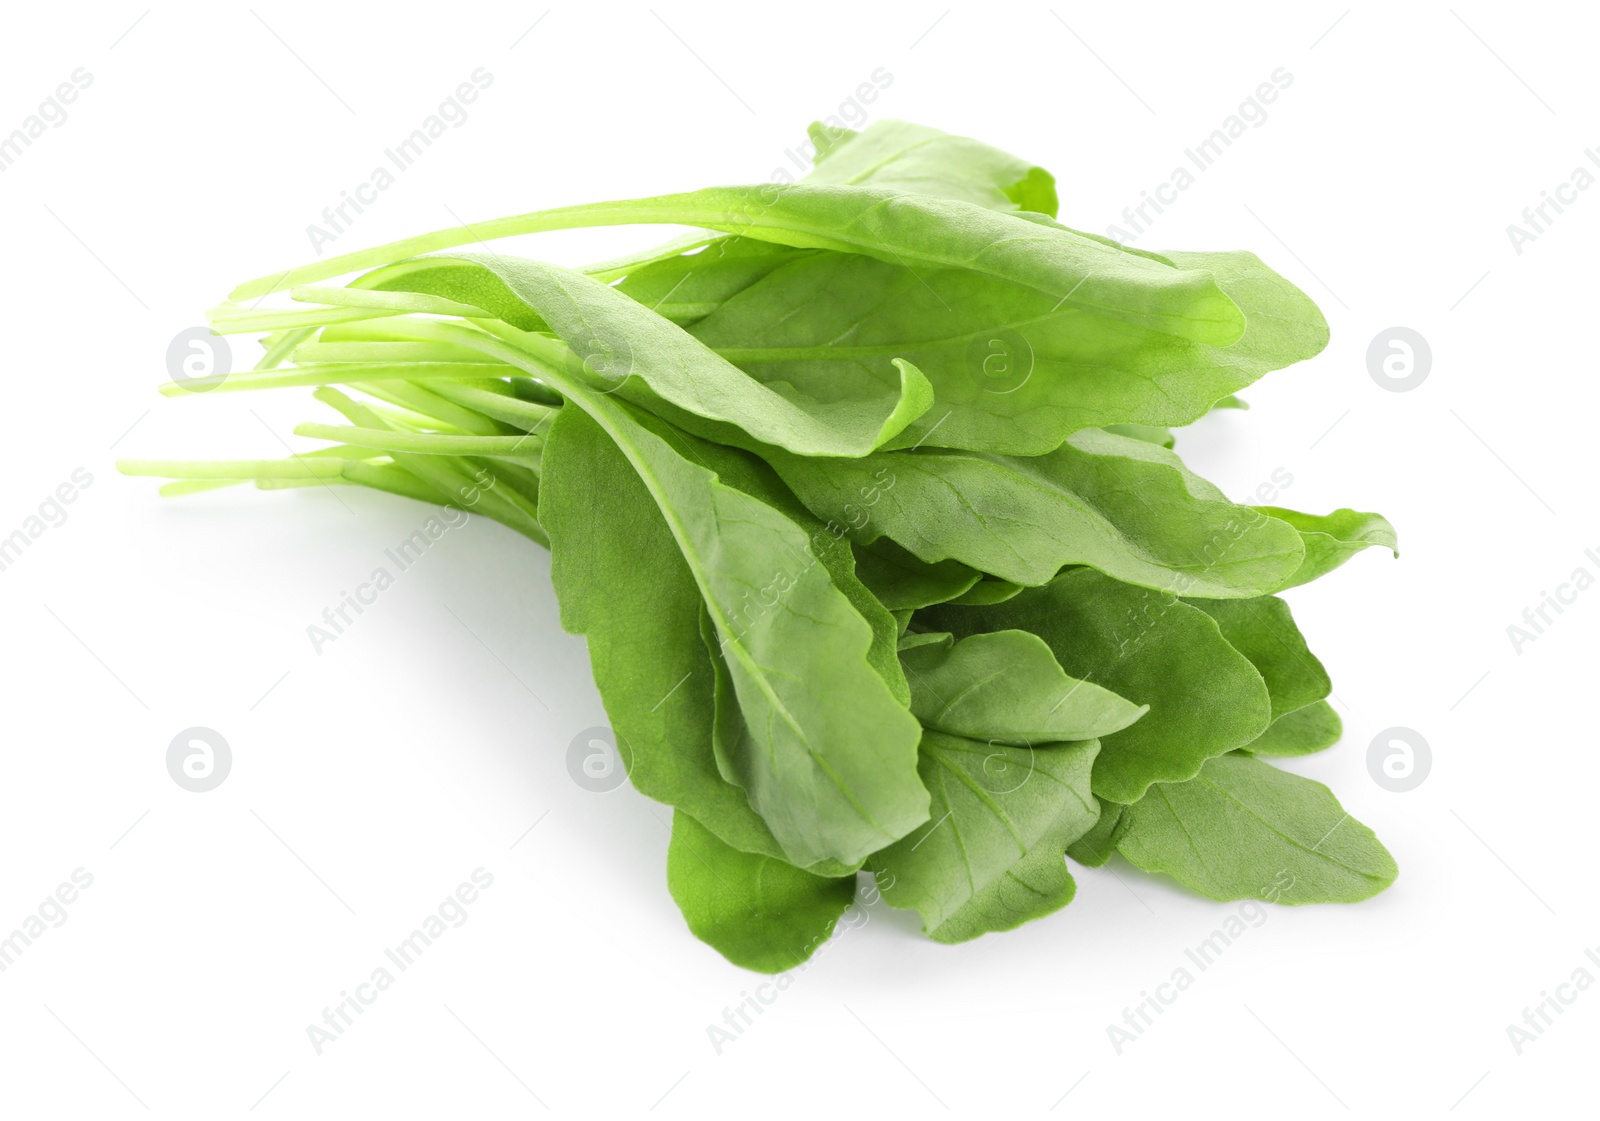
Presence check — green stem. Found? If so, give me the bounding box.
[159,361,517,397]
[228,190,823,300]
[119,458,348,480]
[294,422,543,458]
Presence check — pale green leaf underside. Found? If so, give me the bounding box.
[804,118,1059,217]
[1117,753,1397,903]
[928,822,1078,944]
[870,731,1099,934]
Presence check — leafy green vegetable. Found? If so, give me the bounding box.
[870,732,1099,936]
[851,538,980,611]
[1187,595,1330,720]
[233,185,1248,348]
[1116,753,1397,903]
[928,813,1081,944]
[769,430,1306,596]
[668,811,857,973]
[900,629,1146,744]
[925,569,1271,802]
[685,245,1323,455]
[546,397,929,871]
[540,405,791,860]
[123,116,1398,970]
[1240,700,1343,757]
[1065,802,1126,867]
[1257,506,1399,589]
[362,253,936,458]
[803,118,1059,216]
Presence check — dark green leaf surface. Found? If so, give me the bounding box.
[684,247,1321,455]
[668,811,857,973]
[540,405,787,860]
[771,429,1305,596]
[900,629,1146,745]
[1188,595,1331,720]
[1241,700,1343,757]
[852,537,980,611]
[368,253,933,457]
[539,400,928,871]
[1065,801,1126,867]
[925,569,1271,802]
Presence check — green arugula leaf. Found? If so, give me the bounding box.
[1116,753,1397,903]
[234,185,1246,347]
[851,537,981,611]
[135,115,1400,969]
[927,815,1080,944]
[1103,423,1175,448]
[534,375,929,870]
[361,253,934,457]
[869,731,1099,934]
[615,237,810,325]
[612,118,1056,326]
[896,630,951,652]
[803,118,1059,216]
[945,576,1026,606]
[923,569,1271,802]
[668,811,857,973]
[1187,595,1331,720]
[1257,506,1398,589]
[539,402,788,860]
[1240,700,1343,757]
[1065,801,1126,867]
[900,629,1146,744]
[686,247,1320,454]
[609,117,1056,329]
[769,428,1305,596]
[681,433,911,708]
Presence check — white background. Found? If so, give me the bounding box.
[0,3,1593,1117]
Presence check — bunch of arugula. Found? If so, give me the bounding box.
[123,120,1398,971]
